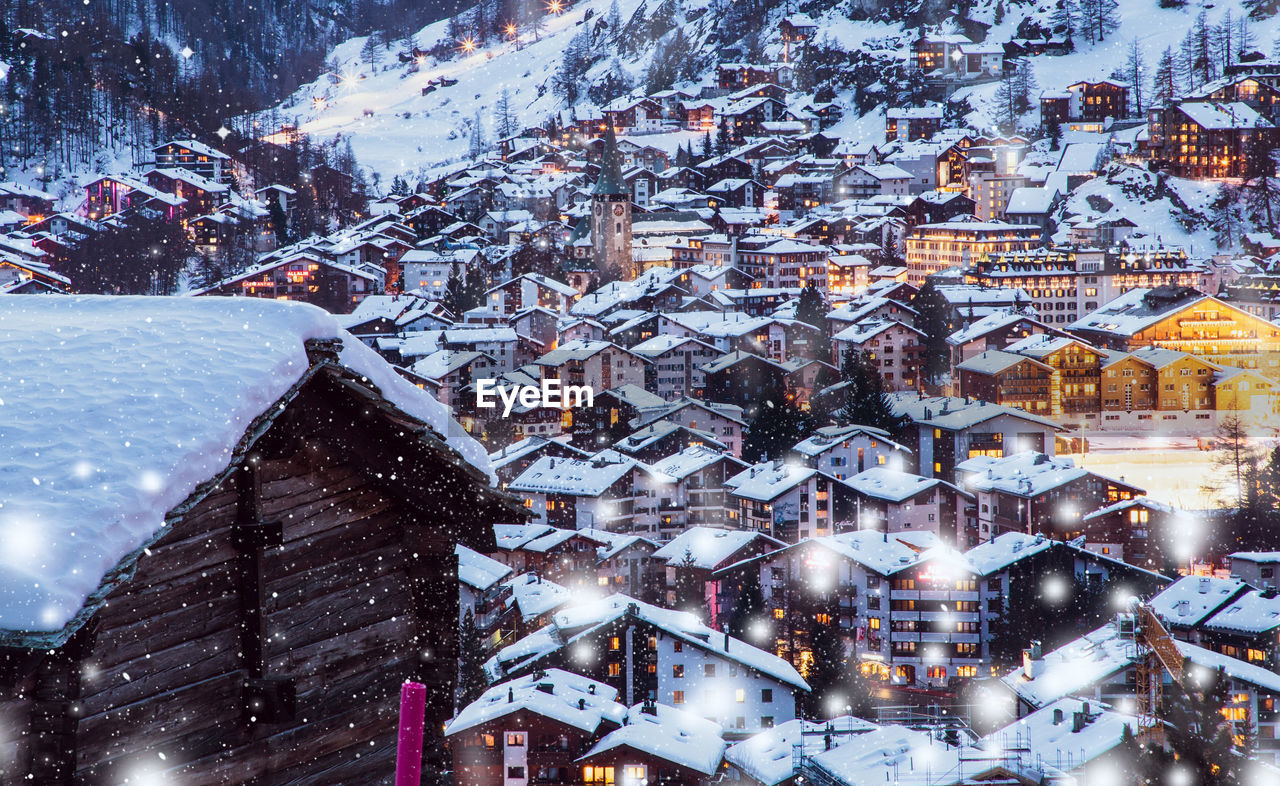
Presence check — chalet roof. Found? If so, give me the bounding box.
[1002,619,1280,708]
[651,527,782,570]
[946,308,1047,346]
[445,669,624,737]
[890,393,1062,432]
[956,349,1053,376]
[455,544,512,591]
[724,716,878,786]
[844,467,964,504]
[1069,286,1240,337]
[489,594,808,691]
[791,424,909,458]
[0,296,496,645]
[1148,575,1250,628]
[154,138,230,159]
[579,702,725,775]
[1178,101,1271,129]
[507,455,636,496]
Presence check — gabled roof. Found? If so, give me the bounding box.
[507,455,636,496]
[651,527,782,570]
[446,669,624,737]
[579,702,725,775]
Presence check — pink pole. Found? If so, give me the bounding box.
[395,681,427,786]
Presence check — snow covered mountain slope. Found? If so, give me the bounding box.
[255,0,906,178]
[258,0,1280,180]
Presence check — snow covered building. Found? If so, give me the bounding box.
[1003,617,1280,765]
[956,451,1143,541]
[889,394,1062,481]
[726,461,855,542]
[790,424,912,480]
[1069,286,1280,377]
[904,219,1041,285]
[507,456,638,531]
[0,297,519,782]
[634,447,749,538]
[484,596,809,736]
[446,669,627,786]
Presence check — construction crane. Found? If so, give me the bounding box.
[1131,601,1185,743]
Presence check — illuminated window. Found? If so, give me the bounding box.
[609,636,621,651]
[506,733,524,746]
[672,690,685,705]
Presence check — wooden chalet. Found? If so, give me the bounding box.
[0,297,522,783]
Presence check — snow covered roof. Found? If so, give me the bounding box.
[502,573,572,621]
[1178,101,1271,130]
[791,424,908,458]
[1148,575,1250,628]
[1082,496,1176,521]
[507,455,636,496]
[1003,619,1280,709]
[726,461,821,502]
[802,725,969,785]
[945,308,1044,347]
[978,697,1143,777]
[1204,588,1280,635]
[724,716,878,785]
[957,451,1133,498]
[579,702,725,775]
[493,594,808,691]
[890,393,1062,432]
[844,467,959,504]
[490,436,589,471]
[965,533,1054,575]
[1000,622,1137,708]
[957,349,1053,376]
[1068,287,1213,337]
[456,544,512,591]
[445,668,624,737]
[651,527,782,570]
[0,296,489,640]
[646,446,745,482]
[1005,186,1057,215]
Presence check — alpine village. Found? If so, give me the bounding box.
[8,0,1280,781]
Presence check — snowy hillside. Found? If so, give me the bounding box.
[258,0,1280,182]
[254,0,907,178]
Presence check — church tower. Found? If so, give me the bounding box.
[590,125,632,279]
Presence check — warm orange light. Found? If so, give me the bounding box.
[548,0,562,12]
[460,37,476,52]
[505,23,517,36]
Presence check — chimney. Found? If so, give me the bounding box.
[1052,708,1064,725]
[641,698,658,716]
[537,682,555,694]
[1199,577,1210,594]
[1022,641,1044,680]
[1082,701,1090,716]
[1072,711,1086,733]
[579,698,586,710]
[588,683,596,695]
[508,687,515,703]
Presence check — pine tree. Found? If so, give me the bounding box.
[727,567,767,641]
[835,351,907,433]
[1046,116,1063,150]
[1207,413,1257,510]
[1049,0,1077,37]
[495,89,518,139]
[1123,39,1145,115]
[1152,47,1178,108]
[742,381,811,463]
[913,278,952,386]
[801,615,846,718]
[675,550,713,622]
[607,0,623,35]
[796,284,832,361]
[1165,665,1250,784]
[469,110,487,158]
[715,119,732,155]
[702,131,713,158]
[457,608,488,709]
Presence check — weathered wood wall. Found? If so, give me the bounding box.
[2,375,468,784]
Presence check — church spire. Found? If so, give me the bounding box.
[592,124,626,196]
